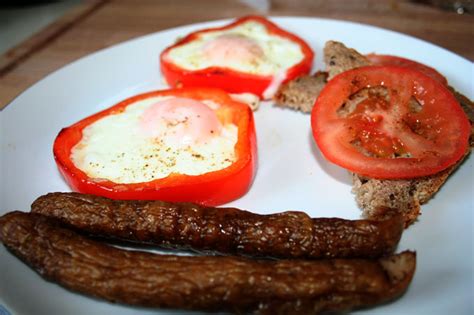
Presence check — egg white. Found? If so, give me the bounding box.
[165,21,305,75]
[71,96,238,184]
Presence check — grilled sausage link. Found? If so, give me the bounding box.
[31,192,403,259]
[0,211,416,315]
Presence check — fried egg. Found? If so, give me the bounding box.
[164,20,305,76]
[71,96,238,184]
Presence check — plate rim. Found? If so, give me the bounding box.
[1,15,472,112]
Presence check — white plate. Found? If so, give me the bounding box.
[0,17,473,315]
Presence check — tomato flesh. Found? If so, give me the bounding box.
[366,54,448,85]
[311,66,470,179]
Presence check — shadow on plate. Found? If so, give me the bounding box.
[308,130,352,186]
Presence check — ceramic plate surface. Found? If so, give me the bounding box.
[1,17,473,315]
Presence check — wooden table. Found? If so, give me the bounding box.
[1,0,472,109]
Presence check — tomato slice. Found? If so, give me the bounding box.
[160,16,314,99]
[311,66,470,179]
[54,88,257,205]
[366,54,448,86]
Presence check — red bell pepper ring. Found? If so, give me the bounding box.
[160,16,314,99]
[53,88,257,206]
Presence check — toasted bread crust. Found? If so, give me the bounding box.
[274,41,370,113]
[273,72,327,113]
[352,155,466,227]
[324,41,370,80]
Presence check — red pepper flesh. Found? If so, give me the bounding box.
[160,16,314,99]
[53,88,257,206]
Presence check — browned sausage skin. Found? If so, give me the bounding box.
[0,211,416,315]
[31,192,403,259]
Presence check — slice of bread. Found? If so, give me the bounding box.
[274,41,473,227]
[323,40,371,80]
[273,72,327,113]
[352,154,467,227]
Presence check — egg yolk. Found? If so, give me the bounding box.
[202,34,264,65]
[139,97,222,146]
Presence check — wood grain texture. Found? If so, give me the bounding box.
[0,0,472,109]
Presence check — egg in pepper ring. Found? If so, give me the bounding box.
[54,88,257,205]
[160,16,314,99]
